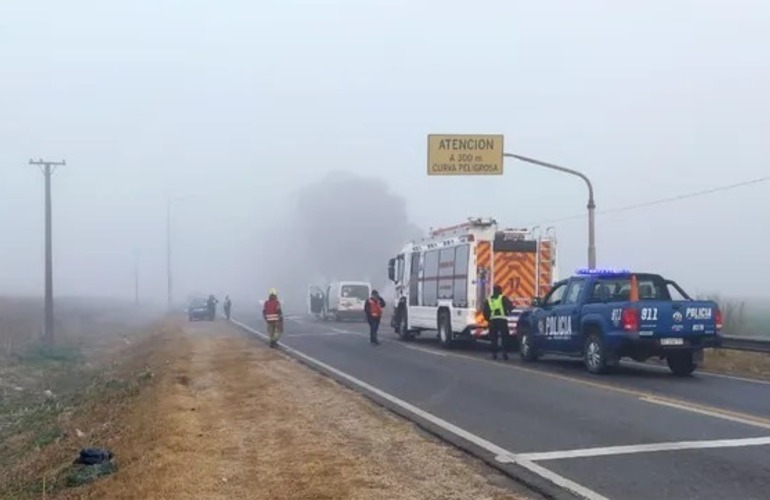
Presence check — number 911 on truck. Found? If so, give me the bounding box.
[387,217,556,348]
[516,268,723,376]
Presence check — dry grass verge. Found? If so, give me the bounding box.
[58,320,534,500]
[0,303,163,499]
[702,348,770,379]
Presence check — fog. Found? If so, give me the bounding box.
[2,1,769,311]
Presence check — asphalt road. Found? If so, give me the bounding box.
[234,310,770,500]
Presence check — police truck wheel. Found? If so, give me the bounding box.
[667,351,697,377]
[438,311,453,349]
[519,329,539,362]
[584,334,608,374]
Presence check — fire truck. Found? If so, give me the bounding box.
[387,217,557,348]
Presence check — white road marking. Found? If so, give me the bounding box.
[285,332,360,338]
[641,396,770,430]
[330,327,362,335]
[230,318,608,500]
[696,369,770,386]
[402,344,448,357]
[516,436,770,461]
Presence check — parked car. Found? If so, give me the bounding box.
[188,297,212,321]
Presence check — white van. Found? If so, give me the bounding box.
[308,281,371,321]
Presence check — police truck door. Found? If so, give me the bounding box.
[552,278,587,353]
[533,281,568,351]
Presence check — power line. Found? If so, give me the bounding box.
[529,174,770,226]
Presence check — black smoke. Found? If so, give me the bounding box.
[296,171,421,285]
[252,171,421,310]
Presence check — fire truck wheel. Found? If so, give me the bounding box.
[397,310,413,341]
[438,311,454,349]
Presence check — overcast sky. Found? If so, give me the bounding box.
[1,0,769,304]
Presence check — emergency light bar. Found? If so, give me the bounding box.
[575,268,631,276]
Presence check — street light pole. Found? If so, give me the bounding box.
[504,153,597,269]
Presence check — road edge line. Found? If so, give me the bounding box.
[230,318,607,500]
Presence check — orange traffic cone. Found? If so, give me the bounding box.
[629,274,639,302]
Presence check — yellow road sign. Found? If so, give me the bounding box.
[427,134,504,175]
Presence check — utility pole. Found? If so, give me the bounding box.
[166,199,172,312]
[133,249,140,306]
[29,158,66,344]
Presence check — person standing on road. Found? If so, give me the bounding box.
[483,285,514,360]
[364,290,386,345]
[223,295,232,320]
[207,294,219,321]
[263,290,283,348]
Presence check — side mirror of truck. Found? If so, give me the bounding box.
[531,297,543,307]
[387,258,396,282]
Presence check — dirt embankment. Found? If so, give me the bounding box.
[702,348,770,379]
[5,318,534,499]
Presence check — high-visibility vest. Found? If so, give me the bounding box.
[264,299,281,322]
[368,298,382,318]
[488,295,506,319]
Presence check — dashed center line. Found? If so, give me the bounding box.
[641,396,770,430]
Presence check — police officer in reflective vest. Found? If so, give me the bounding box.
[263,289,283,348]
[483,285,514,360]
[364,290,386,345]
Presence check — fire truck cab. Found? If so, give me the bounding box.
[387,217,557,348]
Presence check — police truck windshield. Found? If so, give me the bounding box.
[341,285,369,301]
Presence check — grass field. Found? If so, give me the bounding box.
[0,298,162,498]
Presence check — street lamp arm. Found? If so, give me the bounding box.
[503,153,595,209]
[504,152,597,269]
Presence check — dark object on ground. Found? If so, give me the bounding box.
[75,447,114,465]
[66,448,117,487]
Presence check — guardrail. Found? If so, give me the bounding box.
[720,336,770,353]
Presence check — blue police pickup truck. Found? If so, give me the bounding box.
[516,269,723,376]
